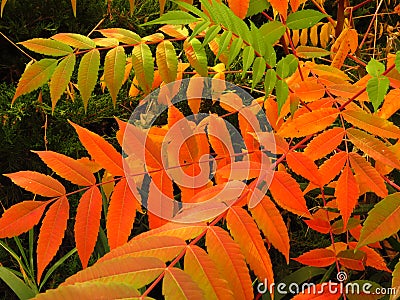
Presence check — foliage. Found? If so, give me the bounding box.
[2,0,400,299]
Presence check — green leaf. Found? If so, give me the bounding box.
[246,0,270,17]
[228,37,243,66]
[276,79,289,115]
[189,21,211,41]
[19,38,73,56]
[366,75,390,111]
[51,33,96,50]
[296,46,331,58]
[132,43,154,93]
[184,38,208,77]
[260,21,286,45]
[0,266,36,300]
[12,59,58,103]
[262,43,277,66]
[50,54,76,111]
[286,10,327,30]
[144,11,198,26]
[174,0,210,21]
[251,56,266,89]
[104,46,126,106]
[276,54,298,78]
[366,58,385,77]
[202,25,221,46]
[77,49,100,111]
[396,50,400,72]
[216,30,233,60]
[241,46,255,78]
[156,40,178,84]
[264,69,277,96]
[98,28,141,45]
[357,192,400,249]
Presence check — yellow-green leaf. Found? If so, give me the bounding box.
[357,193,400,248]
[156,40,178,83]
[77,49,100,111]
[52,33,96,50]
[346,128,400,169]
[104,46,126,106]
[19,38,73,56]
[342,109,400,139]
[12,59,57,103]
[184,38,208,77]
[132,43,154,93]
[50,54,76,110]
[98,28,141,44]
[163,268,204,300]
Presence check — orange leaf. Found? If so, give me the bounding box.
[69,121,124,176]
[269,0,288,19]
[346,128,400,169]
[269,171,312,218]
[294,79,326,103]
[319,152,347,185]
[304,217,331,234]
[349,153,387,198]
[163,267,204,299]
[186,75,203,114]
[33,151,96,186]
[277,108,339,138]
[184,245,235,300]
[133,222,206,241]
[75,186,103,268]
[98,235,186,263]
[63,256,165,288]
[293,248,336,267]
[206,226,253,300]
[337,249,365,271]
[335,163,359,229]
[304,128,345,161]
[226,206,274,286]
[5,171,65,197]
[348,242,390,272]
[256,132,289,154]
[37,196,69,282]
[342,109,400,139]
[249,196,290,262]
[227,0,250,19]
[147,172,175,229]
[377,88,400,119]
[0,201,49,238]
[286,152,321,185]
[106,178,140,250]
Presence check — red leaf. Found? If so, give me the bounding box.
[75,186,103,268]
[0,201,49,238]
[293,248,336,267]
[348,242,390,272]
[69,121,124,176]
[5,171,65,197]
[106,178,140,250]
[304,218,331,234]
[37,196,69,282]
[33,151,96,186]
[335,163,359,229]
[269,171,312,218]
